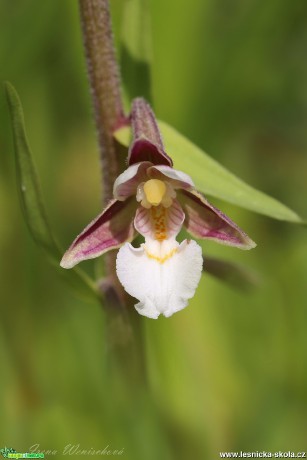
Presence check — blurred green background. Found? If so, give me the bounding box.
[1,0,307,459]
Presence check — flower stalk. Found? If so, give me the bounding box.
[79,0,146,382]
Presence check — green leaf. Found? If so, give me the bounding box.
[5,82,100,302]
[5,82,57,257]
[119,0,153,105]
[114,122,303,223]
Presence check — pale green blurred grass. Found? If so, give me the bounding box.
[1,1,307,459]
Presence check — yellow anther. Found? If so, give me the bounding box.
[143,179,166,206]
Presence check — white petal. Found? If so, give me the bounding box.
[148,165,194,190]
[113,162,152,200]
[116,239,203,319]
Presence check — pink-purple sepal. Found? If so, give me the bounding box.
[60,198,137,269]
[128,138,173,167]
[180,190,256,249]
[128,98,173,166]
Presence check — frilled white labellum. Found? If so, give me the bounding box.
[116,238,203,319]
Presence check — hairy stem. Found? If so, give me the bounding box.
[79,0,125,204]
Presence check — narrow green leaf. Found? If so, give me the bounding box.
[5,83,58,257]
[114,122,303,223]
[5,82,100,302]
[119,0,153,105]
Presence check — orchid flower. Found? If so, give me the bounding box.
[60,98,256,318]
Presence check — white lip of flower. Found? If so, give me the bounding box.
[116,175,203,319]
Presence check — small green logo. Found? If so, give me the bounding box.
[0,448,44,459]
[0,448,16,459]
